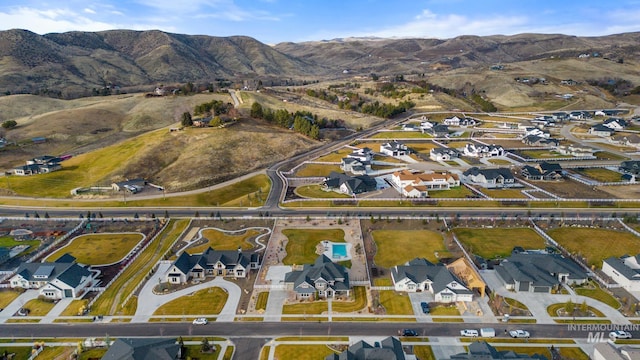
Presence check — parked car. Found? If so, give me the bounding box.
[192,317,208,325]
[400,329,418,337]
[16,308,30,316]
[420,302,430,314]
[610,330,632,339]
[460,329,479,337]
[509,330,530,338]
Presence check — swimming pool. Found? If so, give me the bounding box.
[332,243,347,259]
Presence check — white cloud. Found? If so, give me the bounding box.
[83,8,96,15]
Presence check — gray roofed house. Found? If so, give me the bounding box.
[592,342,640,360]
[423,124,450,137]
[0,247,10,264]
[391,258,473,302]
[341,157,371,175]
[13,155,63,176]
[450,341,547,359]
[285,255,350,300]
[602,255,640,292]
[380,140,409,157]
[461,167,517,188]
[521,135,559,147]
[620,160,640,175]
[429,147,460,161]
[323,171,377,196]
[164,247,260,284]
[102,338,181,360]
[589,124,615,137]
[325,336,406,360]
[495,253,587,293]
[520,162,563,181]
[9,254,97,299]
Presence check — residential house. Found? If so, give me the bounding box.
[603,117,628,130]
[569,111,592,120]
[495,253,588,293]
[611,134,640,148]
[401,123,419,131]
[111,178,147,193]
[523,127,550,139]
[430,147,460,161]
[443,116,476,127]
[0,247,10,264]
[192,117,212,127]
[419,120,435,131]
[462,144,505,158]
[602,255,640,292]
[552,112,569,121]
[554,145,594,157]
[522,135,559,147]
[461,167,517,188]
[341,157,370,175]
[323,171,377,196]
[380,141,409,157]
[102,338,181,360]
[325,337,406,360]
[390,170,460,198]
[450,341,547,360]
[620,160,640,175]
[284,255,350,300]
[520,162,563,181]
[164,247,260,284]
[592,342,640,360]
[532,115,556,127]
[10,254,97,300]
[423,124,450,137]
[589,124,615,137]
[391,258,473,302]
[13,155,63,176]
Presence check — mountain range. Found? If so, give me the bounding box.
[1,29,639,98]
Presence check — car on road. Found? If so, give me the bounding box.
[460,329,479,337]
[192,317,208,325]
[509,330,530,338]
[400,329,418,337]
[420,302,430,314]
[610,330,632,339]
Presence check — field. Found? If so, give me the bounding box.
[546,227,640,268]
[453,227,546,259]
[573,168,624,182]
[153,288,228,315]
[0,290,21,309]
[46,233,144,265]
[282,228,345,265]
[187,228,263,253]
[372,230,449,268]
[294,163,342,177]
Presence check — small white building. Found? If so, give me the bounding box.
[602,255,640,292]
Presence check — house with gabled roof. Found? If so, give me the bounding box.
[325,336,407,360]
[495,253,587,293]
[285,255,350,300]
[164,247,260,284]
[611,134,640,148]
[603,117,628,131]
[450,341,547,360]
[423,124,450,137]
[430,147,460,161]
[390,170,460,198]
[602,255,640,292]
[589,124,615,137]
[323,171,377,196]
[380,141,409,157]
[13,155,63,176]
[341,157,370,175]
[391,258,473,302]
[102,337,181,360]
[520,162,563,181]
[620,160,640,175]
[522,135,559,147]
[462,167,517,188]
[10,254,98,300]
[462,144,504,158]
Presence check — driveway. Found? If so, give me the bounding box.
[0,289,39,324]
[132,263,241,323]
[408,292,433,323]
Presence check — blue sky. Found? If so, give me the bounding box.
[0,0,639,44]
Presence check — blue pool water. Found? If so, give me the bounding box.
[332,243,347,258]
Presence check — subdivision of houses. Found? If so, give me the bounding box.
[495,253,587,293]
[164,247,260,284]
[430,147,460,161]
[284,255,350,300]
[520,162,563,181]
[9,254,98,300]
[325,337,407,360]
[461,167,517,188]
[323,171,377,196]
[13,155,63,176]
[390,170,460,198]
[462,144,504,158]
[602,255,640,292]
[611,134,640,148]
[391,258,473,302]
[380,141,409,157]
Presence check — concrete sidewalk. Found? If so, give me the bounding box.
[40,298,74,324]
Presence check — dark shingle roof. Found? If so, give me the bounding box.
[102,338,180,360]
[497,253,587,288]
[325,336,406,360]
[285,255,350,294]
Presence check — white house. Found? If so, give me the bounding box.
[430,148,460,161]
[164,247,260,284]
[390,170,460,197]
[524,127,550,139]
[462,144,505,158]
[391,258,473,302]
[462,167,517,188]
[603,117,628,131]
[380,141,409,157]
[602,255,640,292]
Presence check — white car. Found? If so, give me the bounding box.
[460,329,479,337]
[610,330,632,339]
[509,330,530,338]
[192,317,208,325]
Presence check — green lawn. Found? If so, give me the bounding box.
[575,168,625,182]
[429,305,460,316]
[282,228,345,265]
[22,298,56,316]
[294,164,342,177]
[60,299,89,316]
[255,292,269,311]
[295,185,351,199]
[331,287,367,313]
[574,281,621,309]
[0,290,22,308]
[283,301,328,315]
[153,288,228,315]
[413,346,436,360]
[187,228,262,253]
[453,227,546,259]
[429,186,474,198]
[315,149,352,162]
[46,233,143,265]
[520,149,567,159]
[372,230,449,268]
[546,227,640,268]
[90,219,190,315]
[378,291,413,315]
[495,347,588,360]
[274,345,337,360]
[182,345,222,360]
[0,236,40,255]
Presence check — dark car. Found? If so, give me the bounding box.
[400,329,418,337]
[420,302,430,314]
